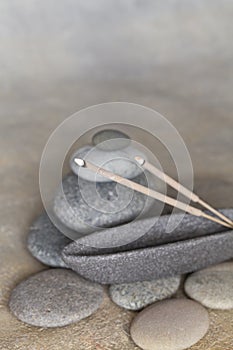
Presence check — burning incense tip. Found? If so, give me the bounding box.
[135,156,145,166]
[74,158,86,167]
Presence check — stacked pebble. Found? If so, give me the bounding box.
[8,129,233,350]
[54,131,155,234]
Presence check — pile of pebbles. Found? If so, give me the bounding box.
[9,129,233,350]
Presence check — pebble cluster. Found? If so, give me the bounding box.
[8,129,233,350]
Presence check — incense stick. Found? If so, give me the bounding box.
[74,158,232,229]
[135,156,233,228]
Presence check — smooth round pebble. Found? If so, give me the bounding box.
[184,261,233,309]
[70,145,146,182]
[9,269,104,328]
[109,276,181,310]
[92,129,131,151]
[54,173,154,233]
[27,212,71,267]
[130,299,209,350]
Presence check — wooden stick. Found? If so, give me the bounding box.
[135,156,233,228]
[74,158,232,229]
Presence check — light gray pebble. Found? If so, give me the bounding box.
[109,276,181,310]
[184,261,233,309]
[70,145,146,182]
[27,212,71,267]
[130,299,209,350]
[9,269,104,328]
[92,129,130,151]
[54,173,154,234]
[63,230,233,284]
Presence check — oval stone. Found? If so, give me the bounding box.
[9,269,104,328]
[109,276,181,310]
[92,129,130,151]
[184,261,233,309]
[130,299,209,350]
[54,173,154,234]
[27,212,71,267]
[70,145,146,182]
[63,208,233,254]
[62,230,233,284]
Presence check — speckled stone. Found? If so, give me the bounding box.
[109,276,181,310]
[185,261,233,310]
[9,269,104,328]
[27,212,71,267]
[63,230,233,284]
[70,145,146,182]
[130,299,209,350]
[92,129,131,151]
[63,208,233,254]
[53,173,154,234]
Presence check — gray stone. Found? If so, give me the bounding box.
[63,208,233,254]
[130,299,209,350]
[92,129,131,151]
[27,212,71,267]
[184,261,233,310]
[53,173,154,234]
[109,276,181,310]
[70,145,146,182]
[9,269,104,328]
[63,230,233,284]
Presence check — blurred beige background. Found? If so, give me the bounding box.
[0,1,233,349]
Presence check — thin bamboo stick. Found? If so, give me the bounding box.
[135,156,233,228]
[74,158,232,229]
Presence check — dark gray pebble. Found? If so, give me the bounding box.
[27,212,71,267]
[9,269,104,328]
[53,174,154,234]
[63,209,233,254]
[63,230,233,284]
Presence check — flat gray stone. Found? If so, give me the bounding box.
[54,173,154,234]
[184,261,233,310]
[92,129,131,151]
[109,276,181,310]
[63,208,233,254]
[130,299,209,350]
[70,145,146,182]
[9,269,104,328]
[27,212,71,267]
[63,230,233,284]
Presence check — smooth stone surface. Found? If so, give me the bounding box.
[109,276,181,310]
[92,129,131,151]
[63,208,233,254]
[130,299,209,350]
[185,261,233,310]
[27,212,71,267]
[70,145,146,182]
[63,230,233,284]
[9,269,104,328]
[54,173,154,234]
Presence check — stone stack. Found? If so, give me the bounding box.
[8,129,233,350]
